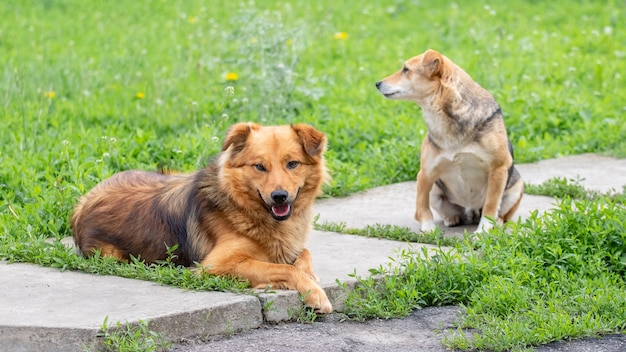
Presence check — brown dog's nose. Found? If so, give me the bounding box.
[375,81,382,89]
[271,190,288,204]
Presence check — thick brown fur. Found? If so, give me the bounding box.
[71,123,332,313]
[376,49,524,233]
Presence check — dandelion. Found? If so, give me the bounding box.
[188,16,197,24]
[250,37,258,44]
[135,91,145,99]
[44,91,55,99]
[334,32,348,40]
[225,72,239,81]
[286,38,293,46]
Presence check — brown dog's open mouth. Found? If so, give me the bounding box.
[258,190,294,221]
[271,204,292,221]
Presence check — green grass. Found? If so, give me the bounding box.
[314,218,459,247]
[0,240,250,292]
[344,195,626,351]
[1,0,626,349]
[526,176,626,201]
[525,176,592,199]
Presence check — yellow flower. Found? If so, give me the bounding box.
[187,16,197,24]
[135,91,145,99]
[225,72,239,81]
[334,32,348,40]
[250,37,258,44]
[286,38,293,46]
[44,91,55,99]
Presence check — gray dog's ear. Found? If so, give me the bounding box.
[422,49,444,78]
[291,124,327,157]
[222,122,260,153]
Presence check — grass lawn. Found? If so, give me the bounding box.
[1,1,625,350]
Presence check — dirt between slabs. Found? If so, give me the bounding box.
[171,306,626,352]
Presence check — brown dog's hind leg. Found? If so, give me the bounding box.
[79,241,128,261]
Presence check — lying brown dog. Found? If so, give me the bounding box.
[376,49,523,233]
[72,123,332,313]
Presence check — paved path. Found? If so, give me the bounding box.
[1,154,625,351]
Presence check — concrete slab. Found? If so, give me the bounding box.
[309,230,426,287]
[314,154,626,237]
[314,182,555,237]
[517,153,626,193]
[0,262,263,352]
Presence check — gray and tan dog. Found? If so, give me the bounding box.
[376,49,523,233]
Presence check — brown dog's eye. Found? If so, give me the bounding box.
[255,164,266,172]
[402,66,409,74]
[286,161,300,170]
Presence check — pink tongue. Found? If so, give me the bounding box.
[272,204,290,217]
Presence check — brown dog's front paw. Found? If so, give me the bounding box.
[316,299,333,314]
[303,287,333,314]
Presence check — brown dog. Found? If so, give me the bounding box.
[71,123,332,313]
[376,49,523,233]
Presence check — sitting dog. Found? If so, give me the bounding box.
[376,49,523,233]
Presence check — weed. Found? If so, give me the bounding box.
[89,316,171,352]
[262,300,275,312]
[222,321,236,337]
[289,291,322,324]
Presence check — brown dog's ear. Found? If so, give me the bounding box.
[221,122,260,153]
[422,49,444,78]
[291,124,327,157]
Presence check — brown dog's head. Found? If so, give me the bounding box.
[375,49,453,106]
[218,123,328,221]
